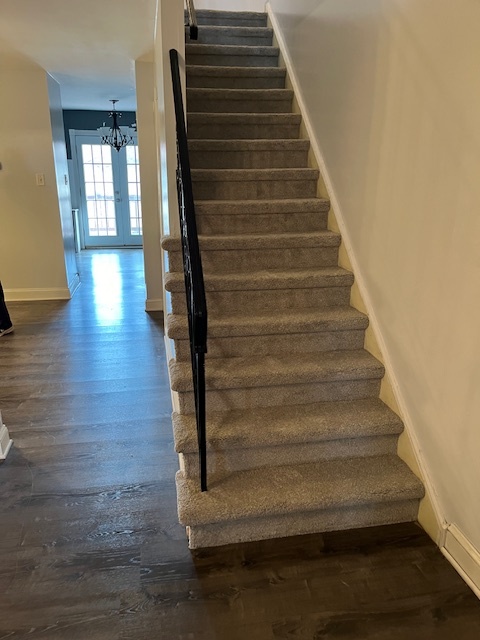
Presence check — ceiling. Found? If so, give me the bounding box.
[0,0,157,111]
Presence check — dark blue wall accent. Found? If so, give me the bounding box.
[63,110,136,159]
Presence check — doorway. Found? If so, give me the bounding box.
[73,132,142,248]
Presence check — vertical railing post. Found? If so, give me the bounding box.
[185,0,198,40]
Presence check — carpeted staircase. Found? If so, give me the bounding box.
[163,9,424,549]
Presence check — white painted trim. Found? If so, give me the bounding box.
[442,524,480,599]
[5,287,72,301]
[145,298,164,312]
[164,335,181,414]
[266,1,443,539]
[0,424,13,461]
[68,272,81,298]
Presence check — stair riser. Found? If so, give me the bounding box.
[192,178,318,200]
[187,74,286,89]
[169,286,352,315]
[189,149,309,169]
[195,199,328,216]
[182,435,399,480]
[187,121,300,139]
[190,32,273,47]
[194,12,268,28]
[197,212,328,235]
[174,329,365,360]
[177,378,381,414]
[169,246,339,273]
[187,95,292,114]
[186,52,279,67]
[185,499,420,548]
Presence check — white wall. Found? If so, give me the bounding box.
[135,57,164,311]
[0,52,71,300]
[268,0,480,551]
[47,74,79,294]
[154,0,185,240]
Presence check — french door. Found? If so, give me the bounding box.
[75,134,142,247]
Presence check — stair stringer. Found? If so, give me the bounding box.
[265,1,443,545]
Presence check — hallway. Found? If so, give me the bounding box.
[1,250,480,639]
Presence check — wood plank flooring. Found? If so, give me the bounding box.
[1,249,479,639]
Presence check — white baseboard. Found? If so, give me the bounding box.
[68,272,81,297]
[164,335,180,414]
[5,287,72,301]
[146,298,164,312]
[0,424,13,461]
[442,524,480,599]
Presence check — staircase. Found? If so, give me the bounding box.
[163,9,424,549]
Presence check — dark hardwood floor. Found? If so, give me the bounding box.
[1,249,479,639]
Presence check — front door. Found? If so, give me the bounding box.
[75,134,142,248]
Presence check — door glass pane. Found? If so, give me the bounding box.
[126,145,142,236]
[81,144,117,237]
[92,145,102,163]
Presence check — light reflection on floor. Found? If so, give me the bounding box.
[91,252,123,326]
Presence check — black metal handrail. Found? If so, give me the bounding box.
[185,0,198,40]
[169,48,208,492]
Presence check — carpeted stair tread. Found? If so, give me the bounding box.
[167,306,368,340]
[173,398,403,454]
[187,92,293,114]
[186,64,286,79]
[176,455,424,526]
[186,43,279,58]
[193,10,268,27]
[200,230,340,249]
[163,231,340,253]
[166,230,340,273]
[187,113,301,139]
[165,266,354,291]
[191,168,319,199]
[188,87,291,98]
[170,349,384,392]
[186,65,287,89]
[187,64,285,77]
[196,212,329,235]
[188,139,309,152]
[194,198,330,215]
[187,25,273,47]
[191,167,319,181]
[187,113,301,127]
[187,138,310,169]
[188,26,272,37]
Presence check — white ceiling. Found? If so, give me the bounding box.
[0,0,157,111]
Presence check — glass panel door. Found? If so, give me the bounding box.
[125,145,143,244]
[82,143,117,243]
[75,134,142,248]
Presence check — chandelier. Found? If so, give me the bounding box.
[98,100,135,152]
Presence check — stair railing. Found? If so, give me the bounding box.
[185,0,198,40]
[169,48,208,492]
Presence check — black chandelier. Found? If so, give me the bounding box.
[99,100,134,152]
